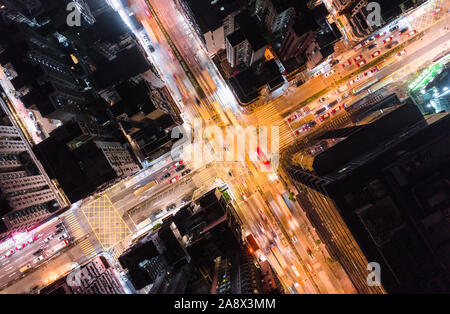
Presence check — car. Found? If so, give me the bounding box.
[287,113,299,123]
[181,196,191,204]
[169,176,179,184]
[330,59,339,66]
[353,54,363,62]
[324,70,335,77]
[318,96,329,103]
[33,255,44,264]
[256,223,265,234]
[376,31,386,38]
[166,204,177,211]
[341,59,352,68]
[367,43,377,50]
[181,169,191,176]
[399,27,409,34]
[356,59,367,67]
[364,68,377,77]
[58,233,68,241]
[389,25,399,32]
[172,161,183,168]
[330,105,344,115]
[54,228,64,235]
[28,286,39,294]
[326,100,338,109]
[296,79,305,87]
[28,112,36,121]
[354,42,365,49]
[44,235,54,243]
[349,76,361,85]
[305,261,314,274]
[371,50,381,58]
[338,85,349,93]
[406,29,417,38]
[241,192,247,201]
[396,49,406,57]
[386,41,398,49]
[33,249,44,256]
[319,113,331,122]
[314,107,327,116]
[15,243,27,251]
[55,222,64,229]
[306,248,315,260]
[432,7,441,15]
[342,92,350,99]
[175,164,186,172]
[161,173,171,181]
[4,250,14,258]
[311,71,322,78]
[383,36,393,44]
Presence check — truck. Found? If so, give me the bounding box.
[291,114,314,130]
[246,234,260,253]
[19,264,32,273]
[201,70,217,93]
[134,181,157,196]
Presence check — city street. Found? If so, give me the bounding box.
[0,0,448,294]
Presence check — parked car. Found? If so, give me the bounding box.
[296,79,305,87]
[161,172,171,180]
[396,49,406,57]
[353,54,363,62]
[383,36,393,44]
[356,59,367,67]
[386,41,398,49]
[399,27,409,34]
[58,233,68,241]
[319,112,331,122]
[166,204,177,211]
[181,169,191,176]
[367,43,377,49]
[314,107,327,116]
[324,70,335,77]
[389,25,399,32]
[371,50,381,58]
[33,255,44,264]
[181,196,191,204]
[54,228,64,235]
[33,249,44,256]
[55,222,64,229]
[406,29,417,38]
[175,164,186,172]
[173,161,183,168]
[318,96,329,103]
[169,176,179,184]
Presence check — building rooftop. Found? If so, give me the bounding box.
[185,0,243,33]
[292,100,428,175]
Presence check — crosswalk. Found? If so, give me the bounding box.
[78,238,96,260]
[61,212,85,241]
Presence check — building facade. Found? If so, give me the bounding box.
[0,103,62,237]
[287,100,450,293]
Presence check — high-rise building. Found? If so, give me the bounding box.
[176,0,244,56]
[40,255,126,294]
[33,120,139,203]
[225,10,268,69]
[0,21,89,122]
[286,99,450,293]
[0,100,63,237]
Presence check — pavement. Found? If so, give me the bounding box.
[1,0,448,294]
